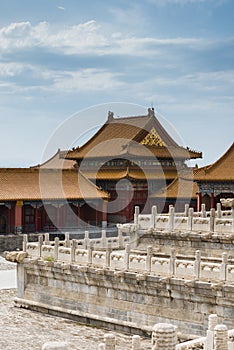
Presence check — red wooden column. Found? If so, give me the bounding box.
[211,192,215,209]
[9,205,12,234]
[125,189,132,223]
[197,192,202,212]
[102,201,107,227]
[15,201,23,234]
[77,203,81,229]
[5,203,12,234]
[35,204,38,232]
[95,204,98,226]
[56,204,60,230]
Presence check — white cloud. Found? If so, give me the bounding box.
[0,62,24,77]
[150,70,234,93]
[0,20,108,54]
[0,63,125,94]
[51,68,124,92]
[57,6,65,11]
[0,19,213,58]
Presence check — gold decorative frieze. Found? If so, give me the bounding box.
[140,127,166,146]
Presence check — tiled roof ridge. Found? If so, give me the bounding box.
[0,167,38,172]
[30,149,60,168]
[0,167,79,174]
[109,114,150,122]
[193,142,234,178]
[204,142,234,173]
[78,170,110,198]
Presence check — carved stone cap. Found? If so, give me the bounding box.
[220,198,234,208]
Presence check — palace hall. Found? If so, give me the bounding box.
[0,108,233,234]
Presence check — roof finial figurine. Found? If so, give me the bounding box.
[107,110,114,122]
[148,107,155,117]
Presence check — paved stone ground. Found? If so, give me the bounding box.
[0,255,151,350]
[0,289,152,350]
[0,255,16,270]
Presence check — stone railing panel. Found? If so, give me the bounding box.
[129,254,147,272]
[227,265,234,284]
[110,252,125,270]
[151,257,170,276]
[174,217,188,231]
[138,214,153,229]
[26,243,40,258]
[41,245,55,260]
[105,238,119,248]
[215,219,233,234]
[155,217,169,231]
[58,247,71,263]
[175,259,195,279]
[92,250,107,268]
[193,218,210,232]
[74,249,88,265]
[200,262,221,281]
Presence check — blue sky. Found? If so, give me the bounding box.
[0,0,233,167]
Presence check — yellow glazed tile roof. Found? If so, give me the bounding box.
[64,112,201,160]
[0,168,108,201]
[194,142,234,181]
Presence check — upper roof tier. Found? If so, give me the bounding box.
[63,108,202,161]
[194,142,234,182]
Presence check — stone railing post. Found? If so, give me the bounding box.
[194,250,201,280]
[184,204,189,216]
[54,237,59,261]
[124,244,130,270]
[101,229,107,248]
[214,325,228,350]
[132,335,141,350]
[170,248,176,277]
[71,239,78,263]
[152,323,177,350]
[22,234,28,252]
[42,342,69,350]
[205,314,218,350]
[88,241,94,265]
[220,252,228,282]
[104,333,116,350]
[210,208,216,233]
[84,230,89,249]
[184,204,189,217]
[146,246,153,273]
[187,208,194,231]
[38,234,43,258]
[201,203,207,218]
[44,232,50,246]
[168,206,175,232]
[216,203,222,219]
[106,243,112,268]
[134,206,140,225]
[64,232,70,248]
[151,205,157,229]
[118,226,124,249]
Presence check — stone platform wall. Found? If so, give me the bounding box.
[137,231,234,257]
[15,258,234,338]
